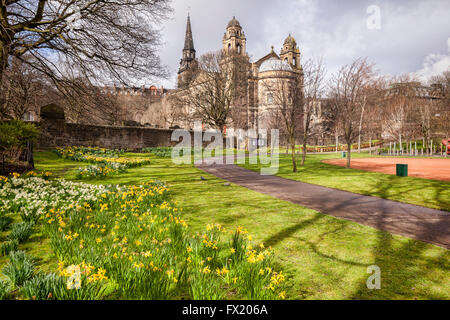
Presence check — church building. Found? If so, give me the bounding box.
[175,15,303,131]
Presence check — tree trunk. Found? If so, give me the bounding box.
[301,130,307,166]
[290,135,297,172]
[335,133,338,153]
[358,134,361,153]
[357,103,365,153]
[0,41,7,86]
[346,143,351,168]
[27,141,34,169]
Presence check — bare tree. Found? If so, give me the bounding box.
[329,58,375,168]
[383,76,438,155]
[0,1,171,87]
[364,80,386,154]
[261,71,303,172]
[300,58,326,166]
[429,69,450,146]
[173,50,249,132]
[356,78,386,153]
[0,56,45,119]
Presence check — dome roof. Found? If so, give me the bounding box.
[227,16,241,28]
[259,57,293,72]
[284,34,297,46]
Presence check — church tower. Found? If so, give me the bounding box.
[178,14,198,88]
[280,34,301,71]
[222,16,247,56]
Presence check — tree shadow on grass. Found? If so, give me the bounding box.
[348,176,450,300]
[263,213,324,248]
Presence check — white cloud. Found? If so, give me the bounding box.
[414,38,450,81]
[153,0,450,88]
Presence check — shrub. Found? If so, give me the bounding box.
[8,221,34,243]
[0,279,11,300]
[2,250,35,287]
[21,273,59,300]
[0,120,39,171]
[0,216,13,231]
[0,120,39,152]
[0,239,19,256]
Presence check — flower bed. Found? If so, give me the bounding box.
[0,175,287,300]
[55,147,151,178]
[143,147,205,158]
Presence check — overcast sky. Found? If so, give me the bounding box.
[151,0,450,88]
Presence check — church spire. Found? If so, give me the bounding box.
[184,14,194,51]
[178,14,197,88]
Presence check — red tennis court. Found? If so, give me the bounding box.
[324,157,450,182]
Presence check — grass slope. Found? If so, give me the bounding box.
[1,150,448,300]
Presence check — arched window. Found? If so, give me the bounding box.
[293,58,296,66]
[267,93,273,105]
[23,111,34,121]
[228,43,232,53]
[237,44,241,54]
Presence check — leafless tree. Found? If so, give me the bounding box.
[329,58,376,168]
[383,76,436,154]
[355,78,386,153]
[172,50,249,133]
[0,56,45,119]
[364,81,386,154]
[429,69,450,144]
[300,58,326,166]
[0,0,171,87]
[261,71,303,172]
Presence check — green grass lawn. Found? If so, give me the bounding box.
[239,152,450,211]
[1,150,448,300]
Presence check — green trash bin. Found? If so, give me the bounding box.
[342,151,346,158]
[396,164,408,177]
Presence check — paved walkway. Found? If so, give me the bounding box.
[196,159,450,249]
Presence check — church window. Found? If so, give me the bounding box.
[237,44,241,54]
[228,43,232,53]
[267,93,273,105]
[23,111,34,121]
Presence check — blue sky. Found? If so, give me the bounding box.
[150,0,450,88]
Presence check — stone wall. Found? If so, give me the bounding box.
[36,120,176,150]
[34,103,229,150]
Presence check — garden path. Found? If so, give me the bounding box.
[196,156,450,249]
